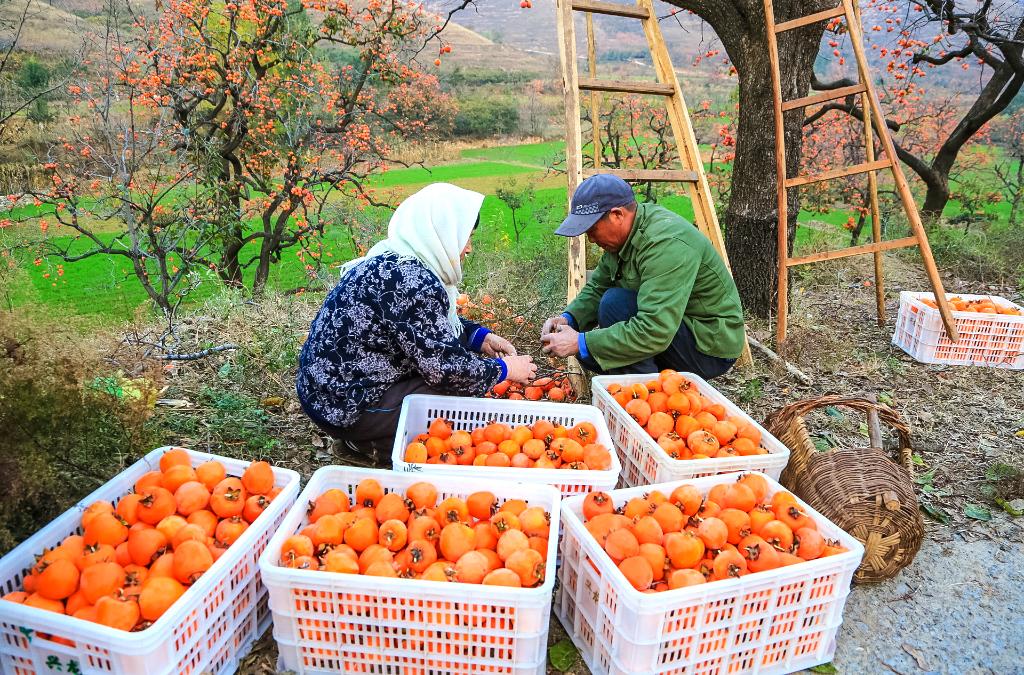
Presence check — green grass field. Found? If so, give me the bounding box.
[3,138,1009,323]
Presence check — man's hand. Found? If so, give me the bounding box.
[541,314,569,338]
[481,332,517,358]
[541,324,580,358]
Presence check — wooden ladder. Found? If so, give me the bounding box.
[555,0,752,365]
[764,0,959,344]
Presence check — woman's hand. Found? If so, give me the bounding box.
[502,355,537,384]
[482,333,518,358]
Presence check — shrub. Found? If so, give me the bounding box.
[453,96,519,137]
[0,317,163,554]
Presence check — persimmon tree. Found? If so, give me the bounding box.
[27,0,466,314]
[810,0,1024,218]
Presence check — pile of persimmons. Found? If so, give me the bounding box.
[403,418,613,470]
[920,295,1021,314]
[580,474,847,592]
[277,479,550,588]
[1,449,281,633]
[487,375,577,403]
[607,370,771,461]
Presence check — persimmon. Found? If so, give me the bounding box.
[127,527,168,566]
[354,479,384,508]
[242,495,271,524]
[667,568,706,589]
[159,448,191,473]
[723,484,757,513]
[84,512,129,548]
[406,482,438,510]
[519,507,550,539]
[794,527,825,560]
[161,464,198,494]
[711,548,747,580]
[631,516,664,546]
[489,511,520,537]
[155,515,187,542]
[210,478,246,519]
[407,515,440,544]
[195,461,227,491]
[674,415,700,440]
[173,540,213,584]
[358,545,394,574]
[472,521,499,551]
[308,489,349,522]
[687,430,720,457]
[467,491,496,520]
[240,461,274,495]
[646,412,675,439]
[504,548,544,587]
[719,509,752,546]
[280,535,314,563]
[135,471,164,494]
[439,523,475,561]
[652,502,685,533]
[760,520,795,552]
[624,398,652,427]
[148,552,175,579]
[375,492,411,524]
[623,497,653,521]
[437,497,469,524]
[174,481,211,516]
[482,568,521,587]
[136,486,178,526]
[402,540,437,574]
[428,418,453,440]
[139,576,185,621]
[25,593,65,614]
[495,529,529,561]
[697,517,728,550]
[214,517,248,547]
[454,551,489,584]
[583,492,614,520]
[116,494,143,526]
[2,591,29,604]
[604,528,640,564]
[80,562,126,604]
[344,517,379,553]
[323,549,359,574]
[379,520,408,552]
[95,595,140,631]
[77,543,116,571]
[36,559,79,600]
[774,502,811,531]
[618,555,654,591]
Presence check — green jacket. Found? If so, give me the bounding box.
[565,202,745,370]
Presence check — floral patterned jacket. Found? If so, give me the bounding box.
[296,253,506,429]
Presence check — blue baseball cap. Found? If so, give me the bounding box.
[555,174,636,237]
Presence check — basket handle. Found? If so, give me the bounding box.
[763,395,914,472]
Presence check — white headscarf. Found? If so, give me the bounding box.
[340,183,484,333]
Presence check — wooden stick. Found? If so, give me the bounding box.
[556,0,586,302]
[840,0,959,341]
[787,236,917,266]
[764,0,790,346]
[852,0,886,327]
[865,393,884,449]
[586,13,600,169]
[746,334,813,385]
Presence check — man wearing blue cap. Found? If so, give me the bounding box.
[540,174,744,378]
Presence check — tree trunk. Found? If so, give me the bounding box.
[715,1,826,317]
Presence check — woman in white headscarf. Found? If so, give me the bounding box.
[297,183,536,462]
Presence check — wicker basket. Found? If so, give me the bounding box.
[764,395,924,583]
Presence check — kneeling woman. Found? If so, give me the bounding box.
[297,183,536,461]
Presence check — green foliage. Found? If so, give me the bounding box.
[0,317,163,554]
[16,58,53,123]
[453,96,519,137]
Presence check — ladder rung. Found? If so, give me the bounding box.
[571,0,649,19]
[785,159,891,188]
[578,78,675,96]
[782,83,867,111]
[775,5,846,33]
[584,168,699,182]
[787,236,919,266]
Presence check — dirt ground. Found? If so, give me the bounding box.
[225,252,1022,674]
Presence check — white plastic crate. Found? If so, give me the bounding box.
[591,373,789,487]
[892,291,1024,369]
[556,472,864,675]
[258,466,561,675]
[0,446,300,675]
[392,395,621,497]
